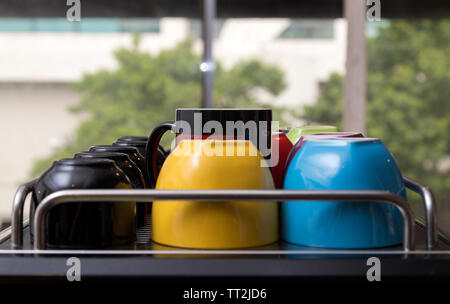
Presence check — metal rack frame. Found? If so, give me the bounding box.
[7,176,438,255]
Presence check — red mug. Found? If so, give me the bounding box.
[270,132,293,188]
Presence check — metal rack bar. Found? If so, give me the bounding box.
[10,179,36,249]
[32,189,415,251]
[0,250,450,256]
[10,176,436,251]
[404,176,437,249]
[0,226,12,244]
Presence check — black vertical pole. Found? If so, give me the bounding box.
[201,0,216,108]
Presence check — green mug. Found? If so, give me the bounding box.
[286,125,337,144]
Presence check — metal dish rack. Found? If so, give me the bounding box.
[0,176,449,280]
[0,1,447,281]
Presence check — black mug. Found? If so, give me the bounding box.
[112,137,166,187]
[112,140,148,158]
[30,158,136,249]
[74,151,146,188]
[116,136,149,143]
[89,145,146,177]
[113,136,168,158]
[74,151,151,243]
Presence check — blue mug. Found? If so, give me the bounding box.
[282,137,405,249]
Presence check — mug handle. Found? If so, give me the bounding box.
[145,121,175,187]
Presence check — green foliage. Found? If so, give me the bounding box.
[32,37,286,176]
[302,73,344,130]
[302,20,450,207]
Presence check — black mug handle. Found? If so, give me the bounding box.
[146,121,175,187]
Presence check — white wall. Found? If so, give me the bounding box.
[214,19,347,107]
[0,19,190,82]
[0,84,81,221]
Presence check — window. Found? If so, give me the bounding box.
[119,18,160,33]
[189,19,225,39]
[365,19,390,38]
[278,19,334,39]
[0,18,160,33]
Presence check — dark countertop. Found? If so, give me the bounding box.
[0,222,449,282]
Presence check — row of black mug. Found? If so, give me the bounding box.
[30,136,164,248]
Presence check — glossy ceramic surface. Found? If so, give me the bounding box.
[31,158,136,249]
[286,125,337,144]
[112,140,166,187]
[79,149,151,243]
[112,140,148,158]
[74,151,146,188]
[282,137,405,248]
[270,132,293,188]
[284,132,364,173]
[89,145,146,178]
[152,140,278,249]
[116,136,148,143]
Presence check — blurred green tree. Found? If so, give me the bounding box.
[32,36,286,176]
[302,20,450,208]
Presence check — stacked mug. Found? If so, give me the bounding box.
[282,133,405,248]
[146,109,278,249]
[30,137,152,248]
[30,158,136,248]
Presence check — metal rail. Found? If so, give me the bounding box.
[0,250,450,256]
[32,189,415,251]
[10,179,36,249]
[404,176,437,249]
[10,177,436,251]
[0,226,12,244]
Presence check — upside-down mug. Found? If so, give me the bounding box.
[282,137,405,249]
[74,151,146,188]
[112,137,166,187]
[152,139,278,249]
[74,151,150,243]
[113,136,149,157]
[284,132,364,173]
[89,145,146,176]
[30,158,136,248]
[270,132,293,189]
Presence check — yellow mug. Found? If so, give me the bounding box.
[152,140,278,249]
